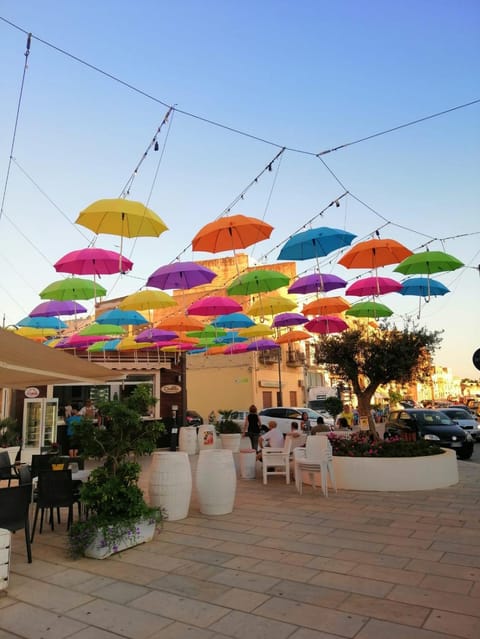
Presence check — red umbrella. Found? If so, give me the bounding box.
[304,316,348,334]
[345,276,402,297]
[187,296,242,317]
[54,247,133,275]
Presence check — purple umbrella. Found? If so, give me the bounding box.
[271,312,308,328]
[288,273,347,295]
[246,338,280,352]
[29,300,88,317]
[135,328,178,342]
[147,261,217,290]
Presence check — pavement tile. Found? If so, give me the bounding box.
[148,573,229,601]
[338,593,430,627]
[419,573,473,595]
[440,553,480,568]
[131,590,229,628]
[404,558,480,582]
[67,629,132,639]
[208,567,281,592]
[348,563,425,586]
[88,580,151,603]
[245,558,320,583]
[309,571,395,598]
[0,601,87,639]
[6,575,93,612]
[307,556,359,574]
[424,609,480,639]
[144,620,229,638]
[208,609,299,639]
[387,584,480,617]
[333,548,410,569]
[45,568,107,588]
[266,578,350,608]
[355,617,458,638]
[211,587,271,612]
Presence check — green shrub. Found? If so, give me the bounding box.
[328,431,443,457]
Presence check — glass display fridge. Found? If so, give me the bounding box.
[22,398,58,459]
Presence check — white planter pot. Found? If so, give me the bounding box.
[197,425,216,451]
[219,433,241,452]
[149,451,192,521]
[84,519,156,560]
[179,427,198,455]
[0,528,11,591]
[196,449,237,515]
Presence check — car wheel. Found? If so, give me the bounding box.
[457,447,474,460]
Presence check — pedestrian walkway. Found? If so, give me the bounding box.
[2,455,480,638]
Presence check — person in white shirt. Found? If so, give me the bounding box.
[78,399,97,419]
[259,420,285,449]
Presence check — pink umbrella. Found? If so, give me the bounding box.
[304,316,348,334]
[345,276,402,297]
[223,342,249,355]
[54,247,133,275]
[187,296,242,317]
[288,273,347,295]
[57,334,108,349]
[29,300,88,317]
[271,312,308,328]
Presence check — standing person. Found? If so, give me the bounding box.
[79,398,97,419]
[336,404,353,429]
[244,404,262,451]
[300,411,310,433]
[65,407,83,457]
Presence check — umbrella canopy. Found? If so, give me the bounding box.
[17,316,67,330]
[302,296,350,316]
[156,315,204,332]
[39,277,107,301]
[276,330,312,344]
[116,337,154,351]
[29,300,87,317]
[227,270,290,296]
[76,198,168,238]
[278,226,356,260]
[238,325,275,338]
[186,325,226,339]
[58,334,106,349]
[394,250,464,276]
[54,247,133,276]
[345,301,393,318]
[223,342,249,355]
[187,296,242,316]
[135,328,178,342]
[271,312,308,328]
[161,342,198,352]
[304,316,349,334]
[192,214,273,253]
[96,308,148,326]
[78,323,126,336]
[14,327,58,339]
[147,261,217,290]
[246,338,280,352]
[345,276,402,297]
[399,277,450,297]
[247,295,296,317]
[206,345,230,355]
[214,331,247,344]
[339,238,413,269]
[211,313,254,329]
[87,339,122,352]
[119,289,177,311]
[288,273,347,295]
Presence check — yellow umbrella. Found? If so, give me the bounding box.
[119,289,177,311]
[247,295,296,317]
[238,325,274,338]
[14,327,58,339]
[116,337,154,351]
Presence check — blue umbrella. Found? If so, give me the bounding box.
[17,316,67,329]
[278,226,356,261]
[399,277,450,298]
[87,339,122,352]
[214,331,248,344]
[211,313,255,329]
[96,308,148,326]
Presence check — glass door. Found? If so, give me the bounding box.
[23,400,42,448]
[44,399,58,446]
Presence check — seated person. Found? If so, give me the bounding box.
[311,415,330,434]
[257,420,285,460]
[289,421,301,438]
[337,416,350,429]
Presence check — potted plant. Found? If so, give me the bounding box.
[68,385,166,559]
[216,410,242,452]
[0,417,22,465]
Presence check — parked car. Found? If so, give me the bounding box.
[186,410,203,427]
[440,408,480,441]
[226,410,249,429]
[258,407,333,435]
[384,408,474,460]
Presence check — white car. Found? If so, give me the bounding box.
[227,410,249,428]
[258,407,334,435]
[440,408,480,441]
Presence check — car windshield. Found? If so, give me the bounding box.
[442,409,472,420]
[413,411,453,426]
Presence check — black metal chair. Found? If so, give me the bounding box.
[0,484,33,562]
[30,453,57,480]
[31,470,80,541]
[0,450,18,486]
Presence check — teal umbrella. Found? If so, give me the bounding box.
[17,316,67,330]
[96,308,148,326]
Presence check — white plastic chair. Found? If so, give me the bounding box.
[295,435,336,497]
[262,435,293,485]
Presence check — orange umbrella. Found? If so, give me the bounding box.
[156,315,204,332]
[192,214,273,253]
[302,296,350,315]
[205,345,227,355]
[276,330,311,344]
[338,238,412,269]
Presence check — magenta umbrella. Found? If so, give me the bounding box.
[56,334,107,349]
[246,338,280,352]
[223,342,249,355]
[288,273,347,295]
[304,316,348,334]
[271,312,308,328]
[54,247,133,275]
[29,300,87,317]
[147,261,217,290]
[345,276,402,297]
[187,296,242,317]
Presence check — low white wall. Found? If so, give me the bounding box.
[302,448,458,492]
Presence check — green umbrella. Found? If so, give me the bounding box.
[227,269,290,296]
[39,277,107,301]
[346,301,393,319]
[78,323,126,336]
[394,250,464,276]
[186,325,226,339]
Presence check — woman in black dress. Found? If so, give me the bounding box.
[244,404,262,451]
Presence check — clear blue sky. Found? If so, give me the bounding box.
[1,1,479,377]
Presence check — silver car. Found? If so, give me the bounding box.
[440,408,480,441]
[258,406,333,435]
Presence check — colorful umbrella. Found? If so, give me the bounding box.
[394,250,464,276]
[39,277,107,301]
[192,214,273,253]
[206,345,230,355]
[271,312,308,328]
[186,325,226,339]
[54,247,133,276]
[116,337,154,351]
[238,325,275,338]
[302,296,350,316]
[78,323,126,336]
[227,270,290,296]
[288,273,347,295]
[135,328,178,342]
[345,276,402,297]
[246,339,280,352]
[161,342,198,352]
[187,296,242,316]
[338,238,412,269]
[17,316,67,330]
[29,300,87,317]
[214,331,247,344]
[87,339,121,352]
[156,315,204,332]
[119,289,177,311]
[278,226,356,261]
[276,330,312,344]
[58,334,106,349]
[96,308,148,326]
[14,327,58,339]
[147,261,217,290]
[399,277,450,298]
[223,343,249,355]
[304,316,348,334]
[211,313,254,329]
[345,301,393,318]
[247,295,296,317]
